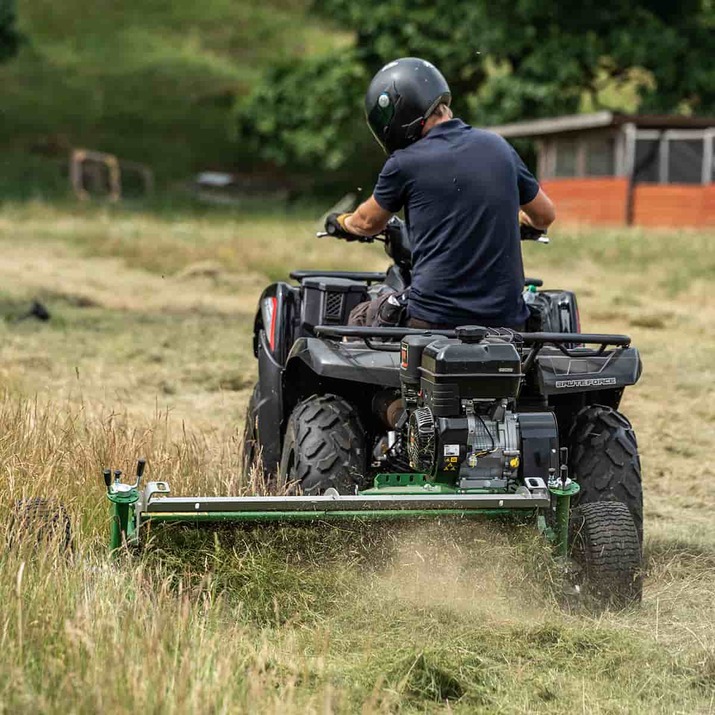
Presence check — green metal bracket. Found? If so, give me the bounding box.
[373,473,431,488]
[107,488,139,552]
[364,473,459,495]
[549,481,580,557]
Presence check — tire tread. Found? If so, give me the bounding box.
[281,394,366,494]
[569,405,643,540]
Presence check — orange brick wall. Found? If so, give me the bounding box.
[540,178,629,225]
[540,178,715,227]
[632,184,715,227]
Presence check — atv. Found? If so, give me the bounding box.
[238,216,644,605]
[94,216,643,608]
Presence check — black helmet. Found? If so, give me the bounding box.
[365,57,451,154]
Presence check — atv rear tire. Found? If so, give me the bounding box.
[280,394,366,495]
[569,405,643,541]
[8,497,72,553]
[569,502,642,607]
[242,384,260,476]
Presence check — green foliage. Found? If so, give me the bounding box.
[239,0,715,178]
[238,51,370,172]
[0,0,21,63]
[0,0,326,182]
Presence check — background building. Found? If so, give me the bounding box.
[490,112,715,227]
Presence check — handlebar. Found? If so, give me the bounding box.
[316,230,386,244]
[317,224,549,244]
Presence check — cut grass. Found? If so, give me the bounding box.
[0,202,713,712]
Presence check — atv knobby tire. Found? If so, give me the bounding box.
[569,405,643,541]
[280,394,366,495]
[8,497,72,553]
[242,384,260,476]
[569,502,642,607]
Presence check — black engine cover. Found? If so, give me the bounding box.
[519,412,559,480]
[420,338,522,416]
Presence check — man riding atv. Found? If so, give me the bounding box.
[326,57,556,330]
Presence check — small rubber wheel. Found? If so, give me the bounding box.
[569,501,642,608]
[242,384,260,476]
[569,405,643,542]
[280,394,366,495]
[8,497,72,553]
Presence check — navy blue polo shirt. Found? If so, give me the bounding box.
[373,119,539,327]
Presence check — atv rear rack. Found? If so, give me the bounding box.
[313,325,630,346]
[313,325,631,361]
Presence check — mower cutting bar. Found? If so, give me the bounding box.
[144,492,550,514]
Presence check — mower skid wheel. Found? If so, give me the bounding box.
[569,501,642,608]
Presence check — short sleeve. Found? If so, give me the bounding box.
[373,154,406,213]
[511,147,540,205]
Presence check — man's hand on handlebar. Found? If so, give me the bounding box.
[324,213,380,243]
[325,212,360,241]
[519,211,549,243]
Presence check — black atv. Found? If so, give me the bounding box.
[243,217,644,605]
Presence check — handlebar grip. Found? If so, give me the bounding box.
[520,223,548,242]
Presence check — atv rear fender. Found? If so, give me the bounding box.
[285,337,401,389]
[251,282,298,472]
[252,282,298,364]
[537,346,642,397]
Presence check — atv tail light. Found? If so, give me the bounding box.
[261,296,278,351]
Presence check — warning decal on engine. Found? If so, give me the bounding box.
[444,445,460,456]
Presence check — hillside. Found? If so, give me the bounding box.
[0,0,333,191]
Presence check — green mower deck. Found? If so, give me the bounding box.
[104,467,579,555]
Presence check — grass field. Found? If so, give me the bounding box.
[0,201,714,713]
[0,0,340,192]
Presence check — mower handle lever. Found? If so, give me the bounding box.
[102,458,147,493]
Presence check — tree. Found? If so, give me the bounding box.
[0,0,21,63]
[238,0,715,179]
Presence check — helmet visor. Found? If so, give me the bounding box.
[366,97,395,153]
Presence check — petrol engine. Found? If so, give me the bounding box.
[399,327,559,491]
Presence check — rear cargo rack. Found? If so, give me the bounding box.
[313,325,631,362]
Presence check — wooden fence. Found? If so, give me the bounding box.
[540,178,715,227]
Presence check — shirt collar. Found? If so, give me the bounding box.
[424,118,468,138]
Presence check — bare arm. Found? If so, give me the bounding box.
[520,188,556,231]
[344,195,393,237]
